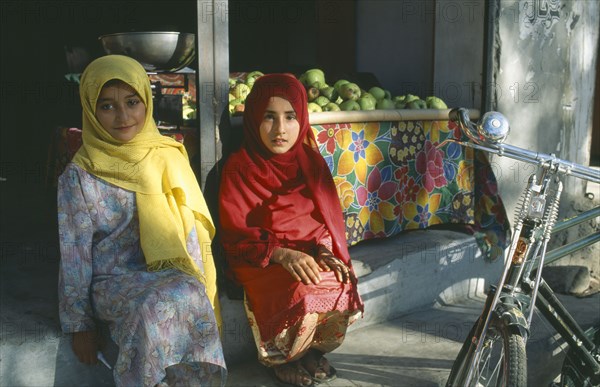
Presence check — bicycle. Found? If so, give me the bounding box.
[443,108,600,386]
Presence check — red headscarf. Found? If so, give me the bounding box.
[219,73,352,271]
[219,74,363,339]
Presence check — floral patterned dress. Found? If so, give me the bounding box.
[57,163,226,386]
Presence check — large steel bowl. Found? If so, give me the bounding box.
[99,32,195,73]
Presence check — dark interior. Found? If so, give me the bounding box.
[0,0,361,243]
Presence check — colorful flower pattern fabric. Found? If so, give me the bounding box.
[312,120,510,260]
[57,163,226,386]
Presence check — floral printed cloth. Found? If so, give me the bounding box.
[312,119,510,260]
[57,163,226,386]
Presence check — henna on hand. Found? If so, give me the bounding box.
[316,245,351,283]
[272,247,322,285]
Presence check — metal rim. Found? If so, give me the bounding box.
[98,31,194,40]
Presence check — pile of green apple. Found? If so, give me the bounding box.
[228,70,264,116]
[227,68,449,116]
[297,68,448,112]
[182,93,197,120]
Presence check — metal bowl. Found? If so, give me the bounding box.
[99,32,195,73]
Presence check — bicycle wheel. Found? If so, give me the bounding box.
[446,314,527,386]
[560,326,600,386]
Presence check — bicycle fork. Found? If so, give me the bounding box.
[462,174,539,384]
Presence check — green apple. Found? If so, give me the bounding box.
[403,94,420,104]
[231,83,251,101]
[229,98,244,114]
[426,96,448,109]
[319,86,338,101]
[339,100,361,111]
[358,95,376,110]
[183,105,196,119]
[307,87,320,102]
[376,99,395,110]
[307,102,323,113]
[393,95,406,103]
[333,79,350,93]
[393,95,407,108]
[301,69,326,89]
[361,92,377,104]
[297,73,308,87]
[245,71,264,87]
[395,100,407,109]
[246,70,264,80]
[322,102,341,112]
[407,99,427,109]
[314,96,330,107]
[338,82,361,101]
[229,98,243,107]
[368,86,386,101]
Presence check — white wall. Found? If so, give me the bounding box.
[491,0,599,274]
[492,0,599,217]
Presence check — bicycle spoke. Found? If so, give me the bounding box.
[475,330,505,387]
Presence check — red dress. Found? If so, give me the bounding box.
[218,74,363,342]
[220,151,362,339]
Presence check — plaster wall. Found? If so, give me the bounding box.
[492,0,599,272]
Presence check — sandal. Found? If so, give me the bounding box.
[272,362,314,387]
[312,361,337,384]
[301,349,337,384]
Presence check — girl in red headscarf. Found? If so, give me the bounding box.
[219,74,363,386]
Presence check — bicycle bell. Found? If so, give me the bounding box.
[477,111,510,143]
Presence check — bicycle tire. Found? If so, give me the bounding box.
[446,314,527,386]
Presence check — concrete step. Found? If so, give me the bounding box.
[0,229,503,386]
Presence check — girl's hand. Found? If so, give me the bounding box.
[271,247,322,285]
[316,245,352,284]
[72,330,99,365]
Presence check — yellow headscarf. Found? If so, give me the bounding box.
[72,55,221,324]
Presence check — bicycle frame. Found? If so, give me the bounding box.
[445,108,600,385]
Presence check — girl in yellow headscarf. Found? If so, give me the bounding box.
[57,55,226,386]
